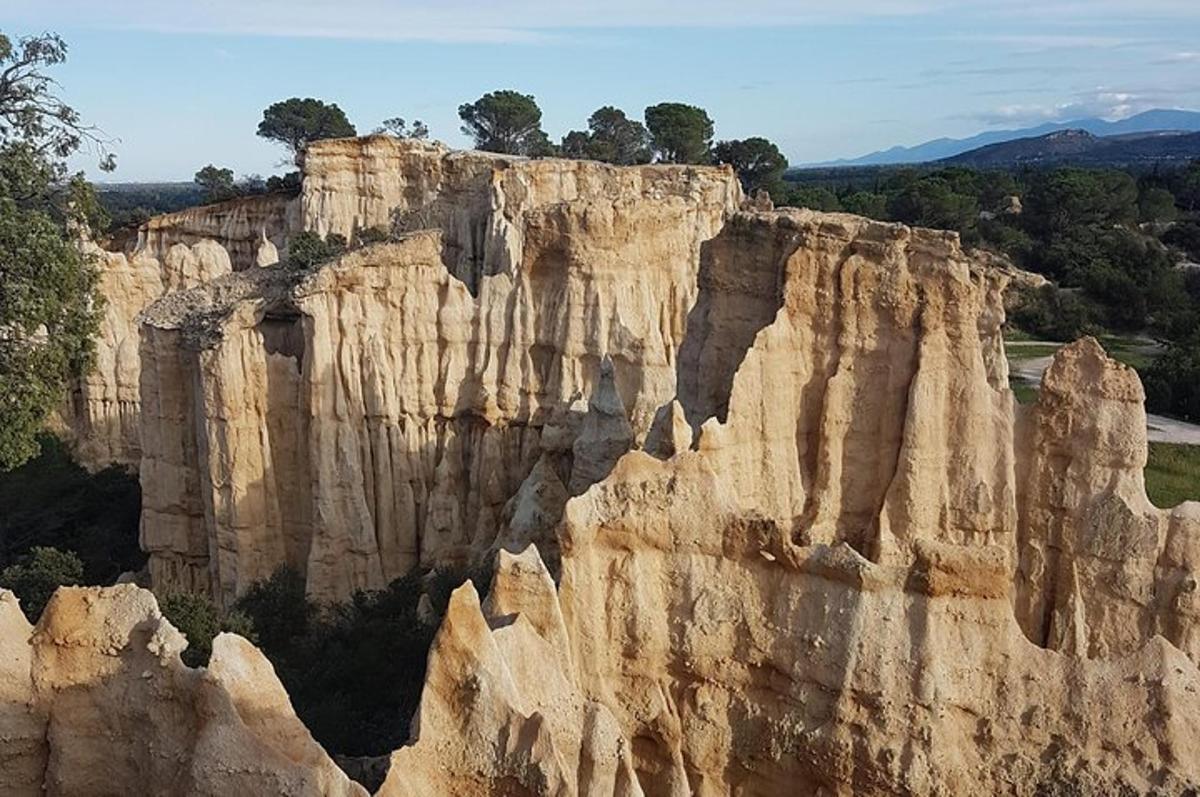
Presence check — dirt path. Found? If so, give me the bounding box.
[1007,344,1200,445]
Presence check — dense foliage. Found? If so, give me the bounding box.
[0,434,143,583]
[713,137,789,194]
[160,591,256,667]
[1143,331,1200,422]
[287,230,347,269]
[779,161,1200,418]
[257,97,357,157]
[458,90,554,156]
[644,102,714,164]
[158,564,489,757]
[0,546,83,621]
[193,163,237,203]
[560,106,652,165]
[0,32,112,470]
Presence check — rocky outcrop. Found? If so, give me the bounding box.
[137,192,296,271]
[0,586,363,796]
[136,149,740,608]
[41,143,1200,793]
[69,194,287,470]
[1015,337,1200,662]
[373,211,1200,795]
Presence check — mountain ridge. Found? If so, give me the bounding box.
[813,108,1200,167]
[939,127,1200,167]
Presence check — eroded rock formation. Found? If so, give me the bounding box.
[378,211,1200,795]
[34,142,1200,794]
[0,586,364,796]
[135,145,739,607]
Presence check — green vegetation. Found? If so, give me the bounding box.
[160,592,256,667]
[561,106,651,165]
[1009,378,1039,405]
[1145,443,1200,508]
[1004,342,1063,360]
[193,163,237,203]
[458,90,553,156]
[713,137,789,195]
[0,546,83,622]
[0,31,112,470]
[644,102,714,164]
[376,117,429,140]
[1143,331,1200,422]
[154,564,491,757]
[782,160,1200,422]
[0,434,143,582]
[287,230,347,269]
[1098,335,1159,371]
[257,97,357,158]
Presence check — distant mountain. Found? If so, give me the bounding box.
[815,109,1200,167]
[940,128,1200,168]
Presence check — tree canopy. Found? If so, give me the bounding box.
[561,106,651,165]
[713,137,788,194]
[0,31,106,470]
[376,117,429,140]
[458,90,552,156]
[644,102,714,164]
[193,164,236,203]
[256,97,357,158]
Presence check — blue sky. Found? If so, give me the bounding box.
[7,0,1200,181]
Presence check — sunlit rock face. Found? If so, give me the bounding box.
[67,192,293,470]
[377,211,1200,796]
[135,145,741,607]
[0,586,365,797]
[23,166,1200,793]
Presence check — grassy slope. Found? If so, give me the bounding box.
[1145,443,1200,508]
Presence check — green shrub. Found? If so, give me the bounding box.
[232,567,313,650]
[224,563,493,757]
[354,225,390,246]
[1009,285,1096,342]
[161,592,221,666]
[1143,332,1200,422]
[286,231,346,269]
[160,591,257,667]
[0,546,84,621]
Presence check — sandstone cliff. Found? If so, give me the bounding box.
[376,210,1200,795]
[34,145,1200,794]
[68,192,291,470]
[136,147,740,607]
[0,586,364,797]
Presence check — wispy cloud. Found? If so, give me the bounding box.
[957,88,1174,126]
[1156,51,1200,64]
[935,33,1143,49]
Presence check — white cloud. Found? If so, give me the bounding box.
[1157,51,1200,63]
[962,89,1172,127]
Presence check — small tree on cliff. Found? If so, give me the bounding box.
[256,97,357,160]
[376,117,429,139]
[561,106,651,165]
[644,102,714,164]
[0,31,110,470]
[458,90,553,156]
[713,137,789,195]
[194,164,237,203]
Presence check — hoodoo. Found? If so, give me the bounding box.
[11,139,1199,795]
